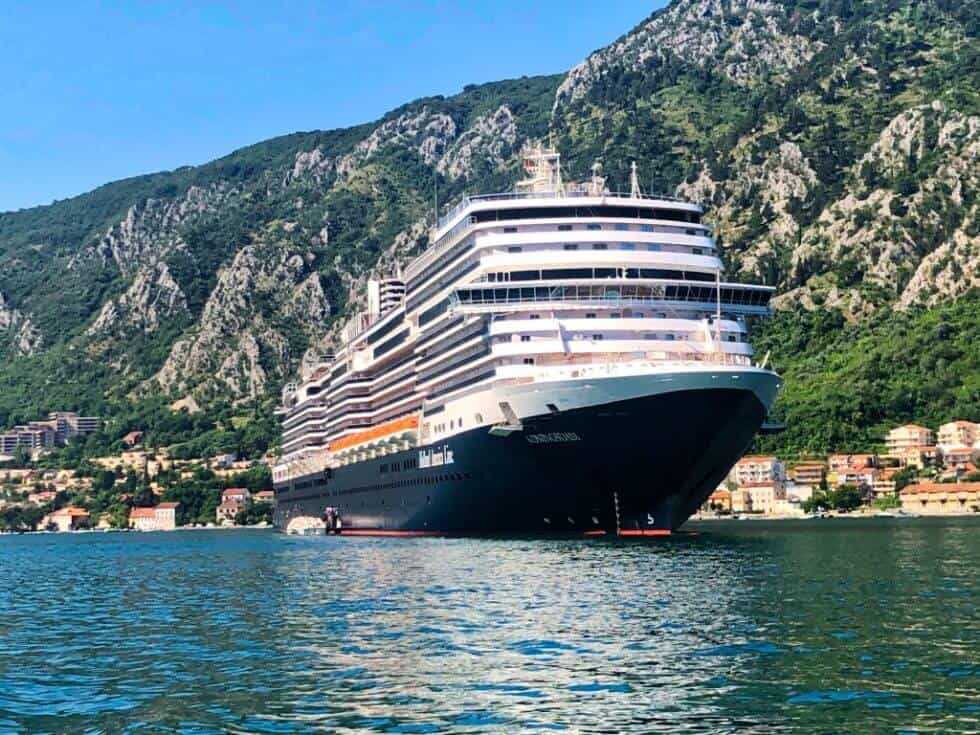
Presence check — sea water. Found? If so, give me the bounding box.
[0,518,977,733]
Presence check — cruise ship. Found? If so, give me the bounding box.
[273,148,781,536]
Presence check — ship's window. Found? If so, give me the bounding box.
[727,335,737,342]
[641,225,654,233]
[686,229,697,236]
[508,246,522,253]
[547,403,560,414]
[615,223,628,231]
[587,224,602,231]
[475,413,483,423]
[622,243,635,251]
[692,248,703,255]
[523,358,535,365]
[592,243,607,250]
[665,334,675,341]
[558,224,573,232]
[586,313,596,319]
[521,335,531,342]
[529,314,541,320]
[610,313,621,318]
[648,244,661,251]
[592,334,604,340]
[563,244,578,251]
[504,227,518,233]
[633,312,644,318]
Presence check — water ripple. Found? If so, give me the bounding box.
[0,518,978,733]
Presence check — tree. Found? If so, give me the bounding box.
[892,467,918,492]
[96,470,116,492]
[12,445,31,469]
[802,492,831,513]
[830,484,864,512]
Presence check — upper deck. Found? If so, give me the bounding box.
[408,190,703,283]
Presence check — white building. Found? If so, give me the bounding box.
[886,424,934,454]
[740,481,787,515]
[733,456,786,487]
[129,502,179,531]
[937,420,979,452]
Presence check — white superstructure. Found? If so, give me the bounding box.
[274,147,775,484]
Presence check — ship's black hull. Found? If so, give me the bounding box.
[274,386,768,535]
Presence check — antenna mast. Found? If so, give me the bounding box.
[630,161,642,198]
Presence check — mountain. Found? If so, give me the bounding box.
[0,0,977,459]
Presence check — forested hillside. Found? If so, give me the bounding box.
[1,0,977,460]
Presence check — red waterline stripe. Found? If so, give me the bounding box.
[618,529,672,537]
[583,530,608,537]
[339,529,445,537]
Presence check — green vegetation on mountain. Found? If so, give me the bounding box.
[755,290,980,454]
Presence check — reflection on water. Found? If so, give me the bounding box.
[0,519,977,733]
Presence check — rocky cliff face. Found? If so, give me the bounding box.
[87,262,188,337]
[152,233,332,401]
[0,291,42,356]
[674,99,979,319]
[555,0,824,111]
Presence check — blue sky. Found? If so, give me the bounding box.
[0,1,665,212]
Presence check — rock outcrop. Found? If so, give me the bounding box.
[152,236,332,401]
[555,0,824,110]
[0,291,42,356]
[81,185,230,277]
[87,262,188,336]
[437,105,517,180]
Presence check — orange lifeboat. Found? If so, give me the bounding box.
[329,415,419,453]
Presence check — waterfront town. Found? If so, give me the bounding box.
[701,420,980,519]
[2,412,979,532]
[0,411,275,533]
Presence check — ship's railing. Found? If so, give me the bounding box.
[449,287,773,314]
[437,190,693,230]
[274,450,338,482]
[515,352,758,381]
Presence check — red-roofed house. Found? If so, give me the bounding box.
[222,487,251,503]
[740,481,787,515]
[732,456,786,487]
[122,431,144,447]
[704,489,732,513]
[886,425,934,454]
[937,421,979,452]
[838,463,879,488]
[828,453,877,474]
[216,499,242,526]
[129,502,180,531]
[943,447,978,471]
[42,506,90,532]
[253,490,275,504]
[900,482,980,515]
